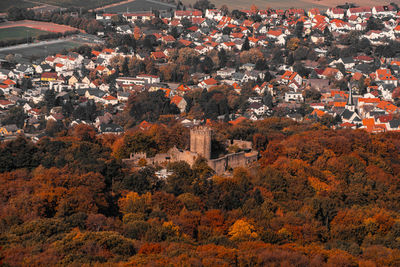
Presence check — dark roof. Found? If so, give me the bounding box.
[341,109,355,119]
[389,119,400,128]
[100,123,123,133]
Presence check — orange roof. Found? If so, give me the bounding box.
[229,116,247,125]
[2,79,16,85]
[352,72,363,80]
[362,118,375,127]
[102,48,115,54]
[267,29,283,37]
[171,95,183,105]
[103,95,117,100]
[231,32,244,38]
[139,120,153,131]
[333,102,346,107]
[311,109,325,117]
[340,122,356,128]
[358,98,380,104]
[179,39,192,46]
[322,67,340,77]
[202,78,217,85]
[377,101,399,113]
[0,100,12,105]
[177,84,191,92]
[159,88,171,97]
[151,51,167,59]
[232,82,241,89]
[281,70,298,80]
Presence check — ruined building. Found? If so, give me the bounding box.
[123,126,258,174]
[190,126,212,159]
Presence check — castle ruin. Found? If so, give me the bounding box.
[123,126,258,174]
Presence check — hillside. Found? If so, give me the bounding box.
[1,119,400,265]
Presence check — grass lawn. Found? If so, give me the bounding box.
[104,0,175,13]
[0,0,36,12]
[0,40,84,61]
[34,0,125,9]
[0,26,50,42]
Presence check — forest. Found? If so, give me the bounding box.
[0,118,400,266]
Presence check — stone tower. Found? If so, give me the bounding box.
[345,82,355,112]
[190,126,212,159]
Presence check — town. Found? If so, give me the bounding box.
[1,2,400,139]
[3,1,400,265]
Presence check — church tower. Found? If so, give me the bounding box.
[190,126,212,159]
[345,82,355,112]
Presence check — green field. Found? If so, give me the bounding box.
[0,26,51,42]
[35,0,124,9]
[0,41,81,59]
[0,0,36,12]
[0,36,97,62]
[0,0,126,11]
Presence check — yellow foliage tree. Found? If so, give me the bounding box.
[287,37,300,51]
[118,192,152,214]
[228,219,258,241]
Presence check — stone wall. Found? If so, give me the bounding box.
[209,151,248,174]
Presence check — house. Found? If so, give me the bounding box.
[176,84,191,95]
[376,69,398,86]
[285,92,304,102]
[0,69,14,80]
[45,113,64,121]
[252,85,264,95]
[14,64,34,77]
[96,13,116,20]
[35,64,52,74]
[41,72,58,82]
[151,51,167,62]
[372,5,396,16]
[171,95,187,113]
[116,25,133,34]
[68,75,79,86]
[0,100,13,109]
[117,91,131,102]
[217,68,235,79]
[326,8,345,18]
[102,95,118,105]
[85,89,106,102]
[347,7,371,17]
[161,35,176,44]
[281,71,303,89]
[175,10,202,19]
[123,12,155,22]
[99,123,124,134]
[136,74,160,84]
[322,68,344,80]
[199,78,218,89]
[248,102,267,115]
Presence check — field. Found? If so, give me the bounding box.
[0,0,36,12]
[101,0,175,13]
[32,0,125,9]
[181,0,400,10]
[0,26,50,41]
[0,20,81,33]
[0,39,87,61]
